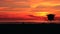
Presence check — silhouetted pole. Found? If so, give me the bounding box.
[47,14,55,22]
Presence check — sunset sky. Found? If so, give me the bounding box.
[0,0,60,19]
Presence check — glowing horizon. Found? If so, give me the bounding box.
[0,0,60,19]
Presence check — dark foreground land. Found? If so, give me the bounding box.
[0,19,59,24]
[0,22,60,24]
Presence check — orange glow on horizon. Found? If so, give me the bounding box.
[32,12,50,17]
[0,0,60,20]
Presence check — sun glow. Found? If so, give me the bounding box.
[32,12,50,17]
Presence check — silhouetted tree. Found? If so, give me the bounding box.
[47,14,55,21]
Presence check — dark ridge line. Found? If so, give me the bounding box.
[0,22,60,24]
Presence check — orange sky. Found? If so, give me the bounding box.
[0,0,60,19]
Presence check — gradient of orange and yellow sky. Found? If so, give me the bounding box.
[0,0,60,19]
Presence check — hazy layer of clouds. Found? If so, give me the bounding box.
[0,0,60,18]
[0,0,30,8]
[0,0,60,8]
[0,0,60,16]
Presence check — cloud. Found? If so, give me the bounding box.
[52,5,60,10]
[30,0,60,8]
[0,0,30,8]
[0,0,60,17]
[0,0,31,11]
